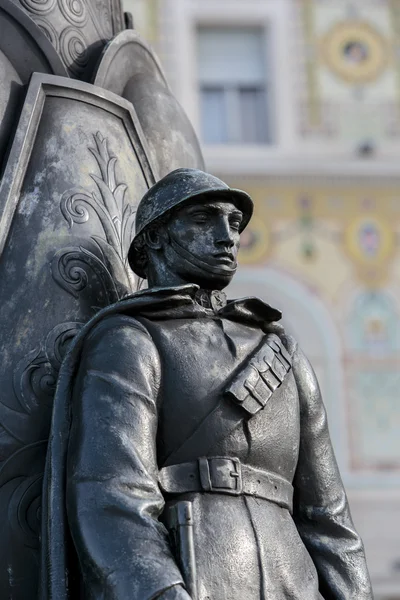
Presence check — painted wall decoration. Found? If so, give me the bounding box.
[345,290,400,471]
[237,213,270,265]
[344,214,395,286]
[226,175,400,476]
[321,21,389,85]
[346,291,400,356]
[233,181,400,291]
[348,368,400,470]
[297,0,400,142]
[297,194,317,261]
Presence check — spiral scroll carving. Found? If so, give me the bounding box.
[15,323,83,406]
[0,320,84,451]
[52,247,91,297]
[61,191,90,226]
[58,0,88,26]
[34,17,60,51]
[13,350,57,416]
[10,474,43,548]
[20,0,56,15]
[45,322,84,371]
[60,26,89,77]
[4,443,48,550]
[52,246,120,305]
[17,0,121,80]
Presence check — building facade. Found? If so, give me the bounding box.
[124,1,400,597]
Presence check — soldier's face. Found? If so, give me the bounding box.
[163,197,243,289]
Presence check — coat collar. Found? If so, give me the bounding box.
[121,283,282,326]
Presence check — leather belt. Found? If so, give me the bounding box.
[159,457,293,513]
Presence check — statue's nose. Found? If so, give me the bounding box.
[215,217,235,247]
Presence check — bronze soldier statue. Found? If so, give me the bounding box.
[40,168,373,600]
[0,4,204,596]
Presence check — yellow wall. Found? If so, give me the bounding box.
[226,177,400,474]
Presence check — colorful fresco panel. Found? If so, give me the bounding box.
[227,176,400,475]
[297,0,400,141]
[348,368,400,470]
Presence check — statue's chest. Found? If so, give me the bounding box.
[141,317,300,476]
[145,317,263,403]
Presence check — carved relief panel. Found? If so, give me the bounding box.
[12,0,124,78]
[0,73,155,598]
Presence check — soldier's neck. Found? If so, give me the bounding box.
[146,261,188,289]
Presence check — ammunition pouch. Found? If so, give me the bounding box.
[225,334,292,416]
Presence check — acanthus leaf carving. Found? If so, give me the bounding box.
[56,131,137,303]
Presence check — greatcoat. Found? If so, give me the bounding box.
[40,284,373,600]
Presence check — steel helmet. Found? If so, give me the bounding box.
[128,168,253,276]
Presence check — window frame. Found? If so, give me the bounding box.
[197,25,270,145]
[162,0,297,166]
[161,0,298,173]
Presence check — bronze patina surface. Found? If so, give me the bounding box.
[42,168,373,600]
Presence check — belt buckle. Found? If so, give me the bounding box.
[198,457,242,496]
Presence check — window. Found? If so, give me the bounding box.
[197,27,270,145]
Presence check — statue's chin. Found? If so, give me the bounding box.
[168,238,236,290]
[176,262,234,291]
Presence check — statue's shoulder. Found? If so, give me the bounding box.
[75,312,160,382]
[82,284,193,344]
[67,285,198,374]
[88,311,150,339]
[278,332,298,357]
[277,332,312,374]
[261,319,296,352]
[79,305,155,359]
[278,334,323,411]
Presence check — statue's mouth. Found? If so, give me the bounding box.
[212,252,235,266]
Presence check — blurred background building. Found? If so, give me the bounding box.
[123,1,400,597]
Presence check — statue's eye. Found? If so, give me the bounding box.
[191,212,208,223]
[230,218,242,231]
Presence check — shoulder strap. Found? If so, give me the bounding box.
[162,334,292,467]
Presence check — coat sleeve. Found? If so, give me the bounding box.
[288,337,373,600]
[66,314,191,600]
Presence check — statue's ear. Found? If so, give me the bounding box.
[144,227,165,250]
